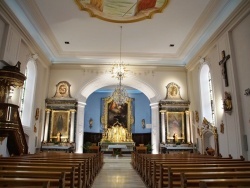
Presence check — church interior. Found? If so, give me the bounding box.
[0,0,250,187]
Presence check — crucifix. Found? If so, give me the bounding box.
[219,50,230,87]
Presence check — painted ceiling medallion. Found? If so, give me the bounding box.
[75,0,168,23]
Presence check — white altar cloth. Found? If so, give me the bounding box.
[108,145,127,149]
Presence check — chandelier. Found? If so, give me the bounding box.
[110,26,129,105]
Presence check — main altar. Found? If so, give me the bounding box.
[99,97,135,152]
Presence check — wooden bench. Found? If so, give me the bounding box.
[0,152,103,188]
[147,160,250,187]
[132,153,250,188]
[2,152,103,187]
[199,179,250,188]
[0,162,81,187]
[158,165,250,188]
[180,171,250,188]
[132,153,246,186]
[0,177,53,188]
[0,170,72,188]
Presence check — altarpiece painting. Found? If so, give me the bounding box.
[166,112,185,141]
[50,110,70,142]
[101,96,134,143]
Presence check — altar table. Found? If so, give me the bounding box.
[41,145,73,153]
[108,145,127,156]
[161,146,196,154]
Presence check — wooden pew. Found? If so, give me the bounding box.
[132,153,250,188]
[180,172,250,188]
[0,164,79,188]
[149,160,250,187]
[0,170,69,188]
[138,154,247,186]
[199,179,250,188]
[0,152,103,188]
[0,177,52,188]
[31,152,104,187]
[158,165,250,188]
[133,152,240,182]
[2,152,103,188]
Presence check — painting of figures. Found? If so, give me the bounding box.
[75,0,168,23]
[50,110,70,141]
[167,112,185,140]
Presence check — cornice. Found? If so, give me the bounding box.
[50,64,187,72]
[177,0,221,59]
[185,0,248,71]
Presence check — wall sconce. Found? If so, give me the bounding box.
[89,118,93,129]
[199,57,205,63]
[141,119,145,129]
[244,88,250,96]
[222,91,232,115]
[35,108,39,120]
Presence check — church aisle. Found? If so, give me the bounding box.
[91,154,146,188]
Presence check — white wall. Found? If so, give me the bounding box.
[230,11,250,160]
[48,66,188,102]
[0,5,50,155]
[187,4,250,159]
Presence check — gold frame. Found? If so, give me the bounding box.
[166,112,185,140]
[50,110,70,140]
[101,97,134,131]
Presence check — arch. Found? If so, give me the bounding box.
[200,118,219,156]
[74,74,160,153]
[199,63,214,123]
[77,74,159,103]
[21,60,37,127]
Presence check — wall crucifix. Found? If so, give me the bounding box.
[218,50,230,87]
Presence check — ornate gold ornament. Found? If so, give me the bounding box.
[13,112,18,120]
[35,108,39,120]
[165,82,183,100]
[53,81,72,98]
[195,111,199,123]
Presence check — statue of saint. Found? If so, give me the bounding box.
[56,132,62,142]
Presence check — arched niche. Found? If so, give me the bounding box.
[200,118,219,157]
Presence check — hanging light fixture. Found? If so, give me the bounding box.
[110,26,129,105]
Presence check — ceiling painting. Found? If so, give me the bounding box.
[75,0,168,23]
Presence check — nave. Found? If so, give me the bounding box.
[91,154,146,188]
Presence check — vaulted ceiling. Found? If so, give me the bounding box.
[4,0,242,67]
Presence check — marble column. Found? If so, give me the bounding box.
[185,111,191,143]
[69,109,76,143]
[43,109,51,142]
[160,110,166,143]
[150,103,160,154]
[75,102,86,153]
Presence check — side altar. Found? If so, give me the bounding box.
[99,97,135,152]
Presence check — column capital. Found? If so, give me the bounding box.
[78,102,86,108]
[70,109,76,113]
[160,110,166,113]
[150,102,159,109]
[45,109,51,113]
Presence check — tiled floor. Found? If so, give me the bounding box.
[91,154,146,188]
